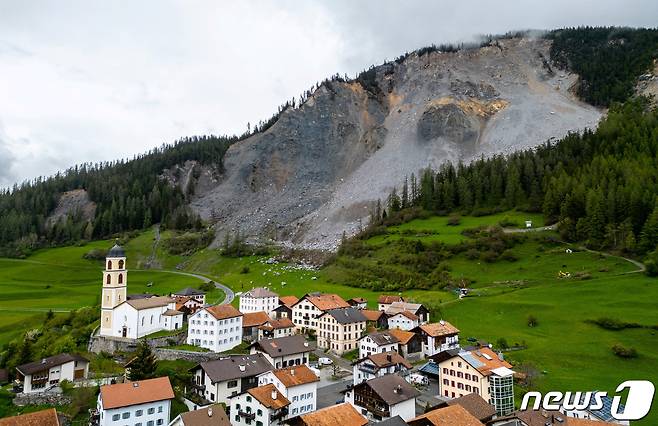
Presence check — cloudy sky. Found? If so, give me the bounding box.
[0,0,655,187]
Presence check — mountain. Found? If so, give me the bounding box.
[1,27,657,255]
[190,37,600,250]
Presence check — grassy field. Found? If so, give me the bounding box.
[367,211,545,245]
[0,213,656,423]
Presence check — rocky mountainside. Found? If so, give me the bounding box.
[188,37,601,251]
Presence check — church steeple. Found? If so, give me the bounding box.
[100,240,128,336]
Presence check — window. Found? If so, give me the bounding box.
[136,409,143,417]
[246,396,252,402]
[157,420,163,425]
[257,409,263,416]
[122,412,130,419]
[112,414,120,421]
[118,274,123,284]
[148,407,155,414]
[228,380,238,388]
[106,275,111,284]
[158,406,163,413]
[147,421,154,426]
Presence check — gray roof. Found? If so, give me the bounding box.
[374,415,408,426]
[447,393,496,421]
[174,287,205,296]
[107,243,125,257]
[197,354,273,383]
[385,302,425,316]
[322,307,367,324]
[360,331,399,346]
[252,335,313,358]
[243,287,278,298]
[17,353,88,376]
[360,374,420,406]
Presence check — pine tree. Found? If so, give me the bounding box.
[128,340,158,381]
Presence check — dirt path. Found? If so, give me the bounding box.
[144,224,161,269]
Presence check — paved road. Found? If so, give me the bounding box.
[155,269,235,305]
[316,379,352,409]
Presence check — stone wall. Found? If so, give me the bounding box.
[13,391,71,407]
[153,348,226,363]
[89,330,186,354]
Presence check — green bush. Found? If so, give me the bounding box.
[612,343,638,359]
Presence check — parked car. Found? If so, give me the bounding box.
[318,357,333,366]
[407,373,429,386]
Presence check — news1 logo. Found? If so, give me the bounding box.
[520,381,655,421]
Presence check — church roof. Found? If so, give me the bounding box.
[125,296,173,310]
[107,243,125,258]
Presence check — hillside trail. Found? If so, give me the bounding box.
[144,224,161,269]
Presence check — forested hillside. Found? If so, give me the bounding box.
[0,27,656,256]
[0,135,233,256]
[378,99,658,258]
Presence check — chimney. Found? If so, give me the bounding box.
[133,382,139,388]
[291,369,295,376]
[303,342,309,347]
[439,319,445,325]
[239,365,246,372]
[393,385,401,394]
[41,359,46,364]
[386,354,392,362]
[272,389,278,400]
[208,407,213,417]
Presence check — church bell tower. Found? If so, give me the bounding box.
[100,241,128,336]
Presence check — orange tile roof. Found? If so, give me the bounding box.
[272,365,319,387]
[387,328,415,344]
[0,408,60,426]
[466,347,512,375]
[366,351,412,369]
[100,377,174,409]
[242,311,270,328]
[419,321,460,337]
[206,304,243,321]
[394,310,419,321]
[278,295,299,307]
[304,294,349,311]
[247,383,290,410]
[378,295,406,304]
[259,318,295,330]
[411,404,484,425]
[299,402,367,426]
[361,309,384,321]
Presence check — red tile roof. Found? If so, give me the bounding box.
[248,383,290,410]
[0,408,60,426]
[242,311,270,328]
[100,377,174,409]
[206,304,243,321]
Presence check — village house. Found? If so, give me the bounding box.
[387,328,423,359]
[361,309,388,330]
[291,293,350,334]
[352,351,412,385]
[317,307,367,355]
[240,287,279,315]
[250,335,313,369]
[257,318,296,340]
[377,295,407,312]
[347,297,368,309]
[358,331,400,359]
[0,408,61,426]
[187,304,243,352]
[292,403,368,426]
[96,376,174,426]
[436,347,515,416]
[413,320,460,357]
[385,301,430,324]
[174,296,205,317]
[428,393,497,424]
[242,311,271,341]
[257,364,319,418]
[16,353,89,394]
[168,403,230,426]
[344,374,420,422]
[190,354,273,405]
[272,296,298,320]
[172,287,206,305]
[100,244,183,339]
[229,383,290,426]
[387,311,420,331]
[408,404,484,426]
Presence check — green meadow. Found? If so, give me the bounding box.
[0,212,656,422]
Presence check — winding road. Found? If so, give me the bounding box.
[153,269,235,304]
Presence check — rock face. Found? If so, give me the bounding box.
[189,38,602,251]
[46,189,96,227]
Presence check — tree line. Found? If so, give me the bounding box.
[378,99,658,260]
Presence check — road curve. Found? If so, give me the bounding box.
[147,269,235,304]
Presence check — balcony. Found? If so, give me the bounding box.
[358,364,377,375]
[270,407,289,421]
[355,400,390,418]
[238,410,256,421]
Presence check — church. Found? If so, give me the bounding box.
[99,243,183,339]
